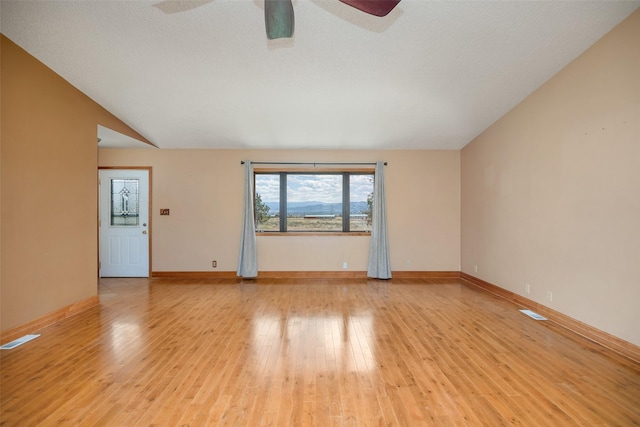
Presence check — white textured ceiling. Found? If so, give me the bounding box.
[2,0,638,150]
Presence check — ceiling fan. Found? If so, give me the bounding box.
[266,0,400,39]
[153,0,401,40]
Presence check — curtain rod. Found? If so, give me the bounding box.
[240,161,387,166]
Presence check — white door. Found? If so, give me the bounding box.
[99,169,149,277]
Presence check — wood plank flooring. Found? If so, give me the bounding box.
[2,277,639,426]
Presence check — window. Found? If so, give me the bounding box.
[255,171,374,233]
[110,178,139,226]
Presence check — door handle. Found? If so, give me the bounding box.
[142,230,147,234]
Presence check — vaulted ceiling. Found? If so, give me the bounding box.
[2,1,638,150]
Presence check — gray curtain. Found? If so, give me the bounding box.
[237,161,258,278]
[367,161,392,279]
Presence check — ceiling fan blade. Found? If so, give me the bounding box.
[338,0,400,17]
[152,0,214,15]
[265,0,295,40]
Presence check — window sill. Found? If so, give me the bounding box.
[256,232,371,237]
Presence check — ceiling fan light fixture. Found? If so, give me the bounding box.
[338,0,401,17]
[265,0,295,40]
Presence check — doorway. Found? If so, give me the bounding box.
[99,168,151,277]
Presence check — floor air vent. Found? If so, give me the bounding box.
[519,309,547,321]
[0,334,40,350]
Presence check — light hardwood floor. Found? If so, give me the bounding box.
[1,277,639,426]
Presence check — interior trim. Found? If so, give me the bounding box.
[392,271,460,279]
[0,296,99,345]
[152,271,367,279]
[460,272,640,363]
[151,270,460,279]
[152,271,240,279]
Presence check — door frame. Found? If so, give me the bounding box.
[98,166,152,277]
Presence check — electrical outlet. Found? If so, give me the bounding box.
[525,283,530,294]
[343,262,348,269]
[212,260,217,268]
[405,260,410,267]
[547,290,553,302]
[474,265,478,273]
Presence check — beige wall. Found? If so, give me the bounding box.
[461,11,640,345]
[0,35,151,332]
[98,149,461,273]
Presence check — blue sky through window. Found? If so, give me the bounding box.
[256,174,372,204]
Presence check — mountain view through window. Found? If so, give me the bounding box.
[255,172,374,232]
